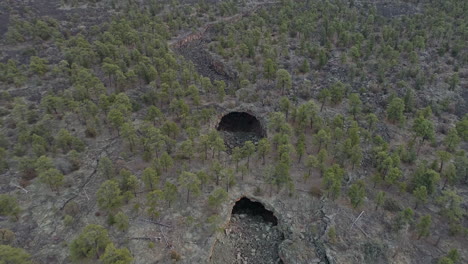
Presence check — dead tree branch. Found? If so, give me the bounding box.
[12,184,28,193]
[159,225,172,249]
[349,211,365,230]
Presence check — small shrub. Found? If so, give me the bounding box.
[170,250,181,261]
[142,150,152,162]
[362,242,387,263]
[0,228,15,245]
[85,126,97,138]
[310,186,323,198]
[383,198,402,212]
[64,215,74,227]
[63,201,80,217]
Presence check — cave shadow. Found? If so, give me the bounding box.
[232,197,278,226]
[216,112,266,150]
[217,112,265,137]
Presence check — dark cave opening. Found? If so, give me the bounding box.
[232,197,278,226]
[217,112,265,137]
[210,197,284,263]
[216,112,265,149]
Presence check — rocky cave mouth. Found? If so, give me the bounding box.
[232,197,278,226]
[216,112,265,149]
[210,197,284,264]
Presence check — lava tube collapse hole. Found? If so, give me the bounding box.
[232,197,278,225]
[210,197,284,264]
[216,112,266,149]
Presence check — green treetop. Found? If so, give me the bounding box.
[70,224,111,260]
[99,243,133,264]
[0,245,32,264]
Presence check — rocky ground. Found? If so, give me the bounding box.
[210,212,284,264]
[220,131,263,150]
[176,42,235,83]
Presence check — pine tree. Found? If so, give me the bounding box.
[232,146,242,171]
[214,80,226,102]
[213,135,226,158]
[403,89,414,113]
[39,168,64,194]
[146,190,163,219]
[29,56,48,76]
[318,49,328,68]
[199,134,211,161]
[160,152,174,172]
[41,95,63,115]
[210,160,223,185]
[412,116,435,148]
[97,180,123,213]
[279,97,291,119]
[437,150,451,173]
[257,138,271,165]
[145,106,162,125]
[442,163,457,189]
[142,167,159,191]
[107,108,124,135]
[444,128,460,152]
[305,155,318,181]
[296,134,306,163]
[99,243,133,264]
[394,208,414,231]
[330,82,346,105]
[276,69,292,95]
[348,180,366,208]
[348,93,362,119]
[264,58,276,81]
[323,164,344,200]
[411,165,440,195]
[178,171,201,203]
[299,59,310,73]
[70,224,111,260]
[242,141,255,169]
[208,188,228,209]
[179,139,195,161]
[387,97,405,124]
[163,182,178,207]
[437,190,464,234]
[317,149,328,176]
[416,215,431,239]
[0,194,21,220]
[34,155,55,173]
[455,115,468,141]
[385,167,402,187]
[314,129,330,152]
[221,168,235,192]
[0,245,32,264]
[98,157,115,179]
[413,186,427,209]
[113,212,129,232]
[119,169,138,198]
[375,191,386,210]
[366,113,378,132]
[318,88,331,112]
[121,122,137,152]
[273,160,292,192]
